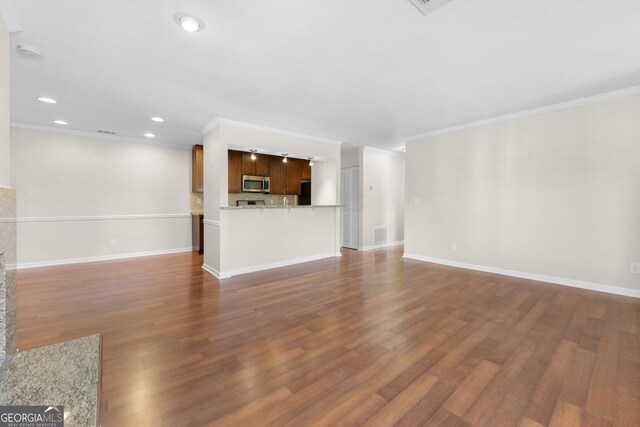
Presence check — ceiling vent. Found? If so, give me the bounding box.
[408,0,455,16]
[96,130,116,135]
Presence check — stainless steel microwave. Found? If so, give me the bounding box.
[242,175,270,193]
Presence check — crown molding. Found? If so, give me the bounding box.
[362,146,405,157]
[405,85,640,143]
[200,117,343,146]
[11,123,191,150]
[200,118,221,135]
[0,0,21,32]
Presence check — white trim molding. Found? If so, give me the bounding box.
[200,118,221,135]
[1,213,191,223]
[203,219,221,227]
[403,253,640,299]
[359,240,405,252]
[362,146,405,158]
[11,123,192,149]
[17,247,193,270]
[203,252,341,279]
[405,85,640,142]
[200,117,343,146]
[0,0,22,32]
[202,263,229,280]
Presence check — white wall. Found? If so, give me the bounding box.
[0,17,10,188]
[341,147,405,250]
[203,119,342,278]
[203,125,225,274]
[405,93,640,294]
[220,207,340,276]
[11,127,192,266]
[361,148,405,248]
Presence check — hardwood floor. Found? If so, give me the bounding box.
[16,248,640,426]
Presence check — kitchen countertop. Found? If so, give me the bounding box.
[220,205,342,210]
[0,334,101,426]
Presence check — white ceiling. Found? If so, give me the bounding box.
[7,0,640,151]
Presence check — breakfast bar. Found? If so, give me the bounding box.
[214,205,341,277]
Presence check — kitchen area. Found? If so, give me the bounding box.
[199,119,342,279]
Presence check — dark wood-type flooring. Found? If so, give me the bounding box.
[16,247,640,426]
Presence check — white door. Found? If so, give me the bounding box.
[341,167,359,249]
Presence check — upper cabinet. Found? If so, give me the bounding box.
[241,152,270,177]
[285,158,302,195]
[228,150,242,193]
[192,145,204,193]
[301,160,312,181]
[268,155,287,195]
[228,150,309,195]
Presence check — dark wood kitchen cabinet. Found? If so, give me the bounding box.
[228,150,242,193]
[286,158,302,195]
[269,155,287,195]
[192,214,204,254]
[192,145,204,192]
[301,159,312,181]
[241,152,270,176]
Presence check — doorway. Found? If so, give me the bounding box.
[341,167,359,249]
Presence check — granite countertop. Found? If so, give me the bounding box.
[0,334,101,427]
[220,205,342,210]
[191,211,204,215]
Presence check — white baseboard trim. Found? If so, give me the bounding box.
[214,252,341,279]
[403,253,640,299]
[17,247,193,269]
[359,240,405,252]
[202,263,229,279]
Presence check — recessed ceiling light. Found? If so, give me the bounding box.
[151,117,164,123]
[38,97,56,104]
[53,120,68,125]
[174,13,205,33]
[144,133,155,138]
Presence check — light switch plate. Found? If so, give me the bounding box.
[630,262,640,274]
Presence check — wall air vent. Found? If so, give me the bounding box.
[408,0,455,16]
[96,130,116,135]
[374,226,388,245]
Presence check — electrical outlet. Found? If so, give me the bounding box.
[109,238,116,247]
[451,242,457,252]
[196,198,202,204]
[630,262,640,274]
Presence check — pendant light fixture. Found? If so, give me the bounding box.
[282,153,288,163]
[308,157,314,166]
[250,149,257,161]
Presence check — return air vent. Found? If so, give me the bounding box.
[96,130,116,135]
[408,0,455,16]
[374,226,388,245]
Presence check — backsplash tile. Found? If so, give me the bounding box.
[228,193,298,207]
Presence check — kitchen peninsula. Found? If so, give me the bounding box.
[201,119,342,279]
